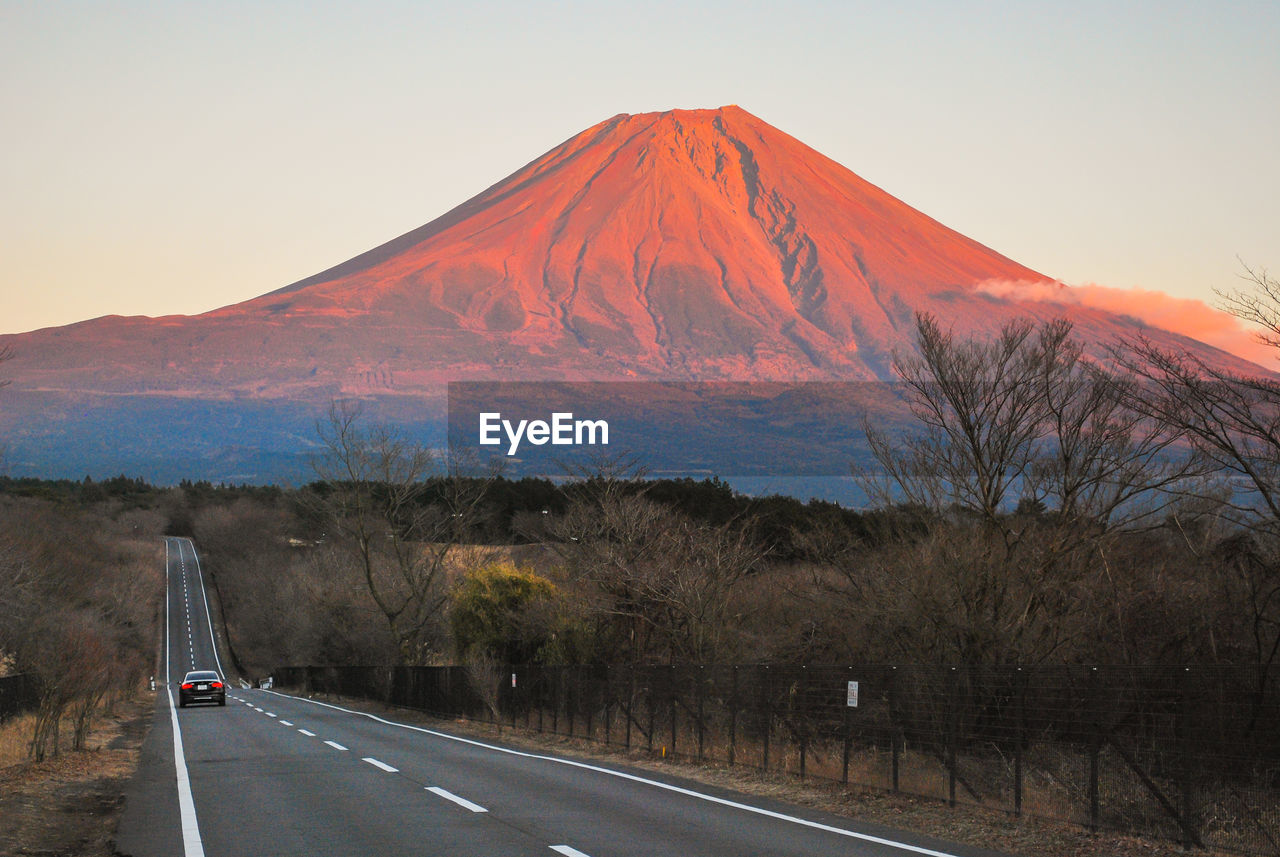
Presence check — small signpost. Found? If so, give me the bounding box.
[846,680,859,707]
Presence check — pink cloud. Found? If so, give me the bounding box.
[974,279,1277,368]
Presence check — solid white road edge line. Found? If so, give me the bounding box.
[362,757,399,773]
[549,847,592,857]
[165,538,206,857]
[262,689,964,857]
[166,686,206,857]
[426,786,488,813]
[324,740,348,751]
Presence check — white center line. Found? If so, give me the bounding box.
[297,729,316,737]
[549,847,592,857]
[426,787,488,813]
[324,740,348,751]
[362,757,398,773]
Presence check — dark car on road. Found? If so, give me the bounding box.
[179,670,226,707]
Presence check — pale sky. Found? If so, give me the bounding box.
[2,1,1277,336]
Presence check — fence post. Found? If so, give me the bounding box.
[552,668,561,735]
[646,667,656,753]
[761,664,771,772]
[625,667,634,750]
[798,665,808,780]
[604,666,612,747]
[948,666,958,808]
[1088,666,1100,832]
[669,665,678,758]
[1014,666,1025,818]
[729,665,738,767]
[1178,667,1197,849]
[697,665,705,763]
[567,667,575,737]
[842,665,852,785]
[537,669,545,734]
[890,666,900,793]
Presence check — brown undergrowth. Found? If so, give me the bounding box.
[0,695,150,857]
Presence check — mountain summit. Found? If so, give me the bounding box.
[211,105,1050,382]
[0,106,1262,480]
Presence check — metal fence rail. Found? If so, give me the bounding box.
[0,673,39,723]
[273,663,1280,855]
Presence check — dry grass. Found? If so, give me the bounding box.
[0,696,150,857]
[0,712,37,767]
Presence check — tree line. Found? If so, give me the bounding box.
[164,270,1277,682]
[1,269,1277,761]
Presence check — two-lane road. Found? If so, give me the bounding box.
[116,538,1011,857]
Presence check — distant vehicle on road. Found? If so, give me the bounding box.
[179,670,225,707]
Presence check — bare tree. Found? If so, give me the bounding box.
[311,400,493,664]
[1117,338,1280,531]
[1216,264,1280,355]
[549,488,763,663]
[866,314,1192,529]
[849,313,1197,663]
[1114,267,1280,691]
[863,314,1048,523]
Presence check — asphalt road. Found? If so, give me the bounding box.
[116,538,1014,857]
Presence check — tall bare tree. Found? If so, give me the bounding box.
[850,313,1197,662]
[1216,264,1280,355]
[311,401,493,664]
[548,469,763,663]
[1116,266,1280,531]
[1116,266,1280,690]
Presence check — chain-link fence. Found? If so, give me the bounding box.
[273,663,1280,855]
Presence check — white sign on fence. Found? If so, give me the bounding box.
[846,680,859,707]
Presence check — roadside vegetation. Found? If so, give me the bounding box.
[176,269,1280,677]
[0,268,1276,853]
[0,484,164,761]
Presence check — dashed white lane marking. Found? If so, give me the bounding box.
[253,707,263,712]
[362,757,398,773]
[549,847,592,857]
[298,729,316,737]
[265,712,277,718]
[426,786,488,813]
[324,740,348,751]
[279,720,293,726]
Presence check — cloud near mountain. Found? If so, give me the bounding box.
[973,278,1275,367]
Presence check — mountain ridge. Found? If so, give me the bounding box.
[0,105,1267,480]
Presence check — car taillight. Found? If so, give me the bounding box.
[210,682,223,688]
[181,683,193,689]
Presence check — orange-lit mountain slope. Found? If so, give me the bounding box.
[8,105,1260,407]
